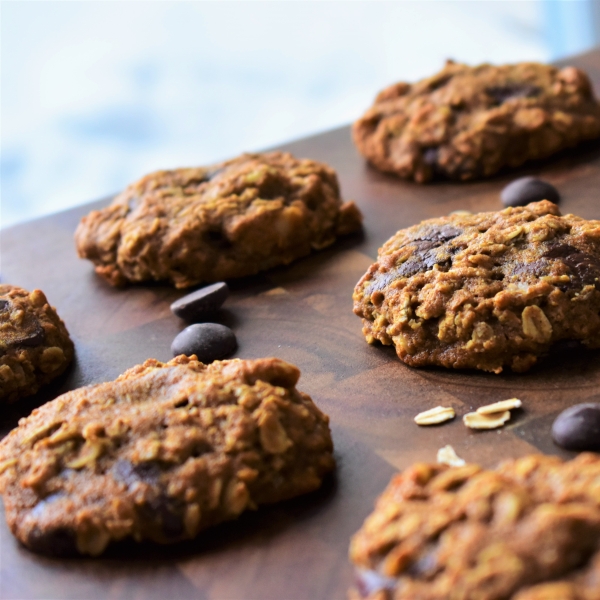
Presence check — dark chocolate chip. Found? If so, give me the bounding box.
[552,403,600,451]
[511,259,548,278]
[544,244,600,290]
[414,224,462,244]
[171,323,237,362]
[544,243,577,260]
[138,493,185,540]
[26,525,77,556]
[367,226,462,293]
[500,177,560,207]
[354,568,397,598]
[112,460,184,539]
[16,323,46,347]
[170,282,229,321]
[0,299,9,312]
[486,84,541,104]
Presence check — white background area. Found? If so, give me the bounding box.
[1,1,594,227]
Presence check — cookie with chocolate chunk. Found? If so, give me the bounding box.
[353,60,600,182]
[0,285,73,402]
[350,454,600,600]
[0,356,334,556]
[75,151,362,288]
[353,200,600,373]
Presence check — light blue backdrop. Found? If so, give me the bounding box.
[1,1,597,228]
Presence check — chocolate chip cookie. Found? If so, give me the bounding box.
[0,285,74,402]
[0,356,334,555]
[353,201,600,373]
[353,60,600,182]
[350,453,600,600]
[75,152,363,288]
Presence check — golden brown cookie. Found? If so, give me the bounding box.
[353,60,600,182]
[0,356,334,555]
[75,151,363,288]
[353,201,600,373]
[0,285,73,402]
[350,454,600,600]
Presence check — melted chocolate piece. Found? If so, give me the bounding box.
[113,460,184,539]
[0,317,46,352]
[367,225,463,294]
[26,525,77,557]
[511,259,549,278]
[414,224,462,244]
[140,494,185,540]
[544,244,600,290]
[0,299,9,312]
[486,84,541,104]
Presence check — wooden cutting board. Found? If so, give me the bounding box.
[2,48,600,600]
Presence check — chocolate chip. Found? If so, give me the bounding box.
[486,84,541,104]
[500,177,560,207]
[552,403,600,451]
[0,299,9,312]
[367,226,462,293]
[415,224,462,244]
[511,259,548,278]
[171,323,237,362]
[26,526,77,556]
[111,460,184,539]
[141,494,185,540]
[170,282,229,321]
[544,244,600,290]
[16,323,46,347]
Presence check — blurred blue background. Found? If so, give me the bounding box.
[2,0,600,228]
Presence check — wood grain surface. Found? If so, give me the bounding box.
[2,49,600,600]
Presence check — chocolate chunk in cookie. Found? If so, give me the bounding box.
[350,454,600,600]
[0,356,334,555]
[75,152,363,288]
[353,200,600,373]
[353,60,600,182]
[0,285,74,402]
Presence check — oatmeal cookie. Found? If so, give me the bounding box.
[0,356,334,556]
[0,285,73,402]
[353,201,600,373]
[75,151,362,288]
[350,453,600,600]
[353,60,600,182]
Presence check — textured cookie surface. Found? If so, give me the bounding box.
[350,453,600,600]
[353,201,600,373]
[0,356,334,556]
[0,285,74,402]
[353,60,600,182]
[75,151,363,288]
